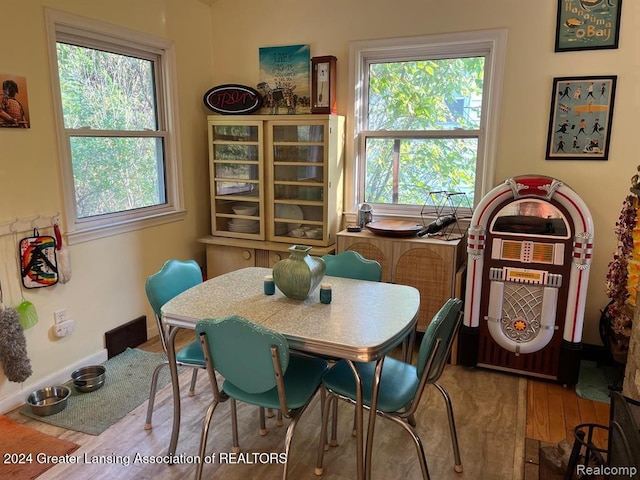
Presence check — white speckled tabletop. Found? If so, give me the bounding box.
[162,267,420,362]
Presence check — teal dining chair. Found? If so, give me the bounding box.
[144,259,206,430]
[322,250,382,282]
[195,315,328,480]
[315,298,464,480]
[321,250,382,444]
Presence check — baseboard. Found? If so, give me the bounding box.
[0,348,108,414]
[581,343,612,364]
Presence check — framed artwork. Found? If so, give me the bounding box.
[555,0,622,52]
[257,44,310,115]
[546,75,617,161]
[0,74,30,128]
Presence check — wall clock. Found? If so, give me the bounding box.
[311,56,337,114]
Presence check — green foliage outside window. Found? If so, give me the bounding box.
[364,57,485,207]
[57,43,164,218]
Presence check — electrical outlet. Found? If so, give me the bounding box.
[53,309,67,324]
[54,319,75,337]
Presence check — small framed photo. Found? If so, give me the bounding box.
[0,74,30,128]
[555,0,622,52]
[545,75,617,161]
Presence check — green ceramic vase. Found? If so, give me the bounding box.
[273,245,326,300]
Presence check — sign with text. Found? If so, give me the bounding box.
[555,0,622,52]
[257,44,310,115]
[203,84,262,115]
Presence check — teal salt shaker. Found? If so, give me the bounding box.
[264,275,275,295]
[320,283,332,304]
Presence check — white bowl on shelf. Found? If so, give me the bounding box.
[230,219,258,226]
[305,229,322,239]
[228,224,259,233]
[232,205,258,216]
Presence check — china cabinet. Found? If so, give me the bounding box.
[201,114,344,277]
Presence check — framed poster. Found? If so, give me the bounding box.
[257,44,310,115]
[0,74,30,128]
[545,75,617,160]
[555,0,622,52]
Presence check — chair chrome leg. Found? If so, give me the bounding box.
[407,423,431,480]
[144,361,168,430]
[408,413,417,427]
[188,368,198,397]
[281,413,300,480]
[266,407,275,418]
[364,358,385,480]
[315,392,335,475]
[331,398,340,444]
[277,409,283,427]
[195,399,220,480]
[231,399,241,453]
[350,405,357,437]
[259,405,267,436]
[434,383,463,472]
[345,360,364,480]
[385,414,431,480]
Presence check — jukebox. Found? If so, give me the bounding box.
[459,175,594,384]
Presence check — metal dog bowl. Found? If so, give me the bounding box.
[26,386,70,416]
[71,365,106,393]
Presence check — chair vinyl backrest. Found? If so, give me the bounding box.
[196,316,290,394]
[416,298,463,382]
[322,251,382,282]
[145,259,203,318]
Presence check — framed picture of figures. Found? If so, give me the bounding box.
[555,0,622,52]
[257,44,311,115]
[545,75,617,160]
[0,74,30,128]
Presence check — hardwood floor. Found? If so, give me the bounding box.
[526,378,609,450]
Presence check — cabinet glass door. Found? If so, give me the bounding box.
[269,121,326,244]
[210,122,263,239]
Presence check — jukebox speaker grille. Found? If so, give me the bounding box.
[501,283,543,343]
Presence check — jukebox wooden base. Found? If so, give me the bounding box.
[459,325,581,384]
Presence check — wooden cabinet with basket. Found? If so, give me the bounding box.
[337,229,466,332]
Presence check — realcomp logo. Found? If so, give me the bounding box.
[576,465,638,477]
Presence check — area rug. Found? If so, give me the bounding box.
[575,359,620,404]
[20,348,172,435]
[0,415,80,479]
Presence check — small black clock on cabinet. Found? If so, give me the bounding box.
[311,56,336,114]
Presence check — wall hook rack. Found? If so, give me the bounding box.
[0,212,61,238]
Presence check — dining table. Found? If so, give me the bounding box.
[161,266,420,480]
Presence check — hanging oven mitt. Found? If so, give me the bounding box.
[19,228,58,288]
[54,223,71,284]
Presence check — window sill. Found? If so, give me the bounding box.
[66,209,187,245]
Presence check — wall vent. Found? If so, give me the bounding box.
[105,316,147,358]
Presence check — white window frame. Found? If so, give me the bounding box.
[45,9,185,244]
[346,29,507,218]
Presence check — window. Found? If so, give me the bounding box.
[45,10,185,243]
[348,29,507,216]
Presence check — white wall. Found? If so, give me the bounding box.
[208,0,638,346]
[0,0,214,408]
